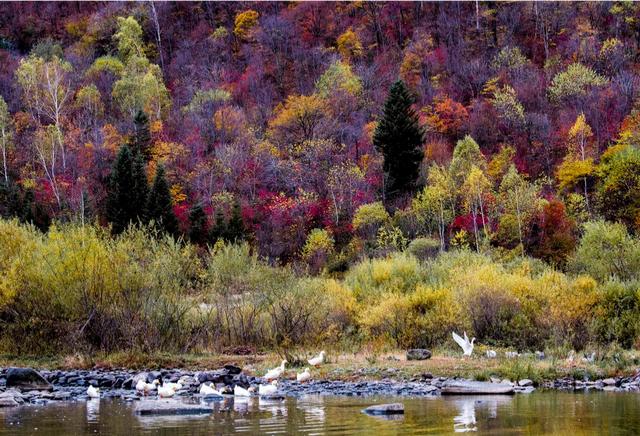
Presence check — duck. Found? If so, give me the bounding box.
[452,331,475,357]
[199,383,222,396]
[296,368,311,383]
[162,381,183,391]
[308,351,326,367]
[486,350,497,358]
[87,385,100,399]
[157,385,176,398]
[234,385,252,397]
[136,379,160,394]
[264,360,287,381]
[258,380,278,396]
[505,351,520,359]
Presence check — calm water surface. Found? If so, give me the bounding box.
[1,392,639,435]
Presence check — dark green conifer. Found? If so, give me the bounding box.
[132,110,152,160]
[227,200,245,242]
[106,145,138,234]
[146,165,178,236]
[188,202,208,245]
[373,80,425,200]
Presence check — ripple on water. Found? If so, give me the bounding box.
[2,392,640,435]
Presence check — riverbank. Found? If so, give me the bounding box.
[2,348,639,388]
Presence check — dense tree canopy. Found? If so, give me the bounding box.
[0,2,640,263]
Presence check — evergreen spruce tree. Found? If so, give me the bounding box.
[227,200,245,242]
[373,80,425,200]
[106,145,138,234]
[0,180,21,219]
[188,202,208,245]
[146,165,178,236]
[132,110,152,160]
[209,208,227,241]
[131,151,149,222]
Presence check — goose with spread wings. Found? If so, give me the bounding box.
[452,331,475,357]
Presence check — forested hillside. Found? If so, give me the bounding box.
[1,1,640,264]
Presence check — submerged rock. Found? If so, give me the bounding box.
[406,349,432,361]
[363,403,404,415]
[442,380,514,395]
[135,399,213,415]
[6,368,53,392]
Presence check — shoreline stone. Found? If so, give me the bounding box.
[0,366,639,406]
[6,368,53,392]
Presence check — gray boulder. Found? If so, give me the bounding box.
[406,349,432,361]
[6,368,53,391]
[363,403,404,415]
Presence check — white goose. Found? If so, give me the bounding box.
[199,383,222,396]
[452,331,475,357]
[162,381,183,391]
[308,351,326,367]
[234,385,252,397]
[296,368,311,383]
[486,350,497,358]
[258,380,278,396]
[264,360,287,381]
[87,385,100,399]
[136,379,160,394]
[157,385,176,398]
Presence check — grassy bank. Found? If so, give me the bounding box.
[2,347,638,386]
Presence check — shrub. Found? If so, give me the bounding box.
[0,222,199,354]
[357,286,462,348]
[407,237,440,260]
[301,228,334,273]
[352,202,389,240]
[592,280,640,348]
[570,221,640,282]
[344,253,423,301]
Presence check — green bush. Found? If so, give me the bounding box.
[592,280,640,348]
[570,221,640,282]
[407,237,440,260]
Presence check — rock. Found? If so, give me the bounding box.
[602,378,617,386]
[0,397,19,407]
[6,368,53,391]
[224,365,242,375]
[135,399,213,416]
[53,391,71,400]
[518,379,533,387]
[147,371,163,383]
[490,377,502,384]
[362,403,404,415]
[515,386,536,394]
[259,394,285,401]
[406,349,432,361]
[501,379,513,386]
[442,380,514,395]
[603,385,618,392]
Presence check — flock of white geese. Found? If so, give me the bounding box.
[85,350,326,400]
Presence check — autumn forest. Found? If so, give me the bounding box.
[1,2,640,356]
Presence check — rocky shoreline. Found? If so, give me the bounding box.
[1,366,640,408]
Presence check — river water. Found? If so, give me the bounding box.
[1,391,639,435]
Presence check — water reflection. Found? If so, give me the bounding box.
[448,395,513,433]
[453,399,477,432]
[85,399,100,423]
[2,392,640,435]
